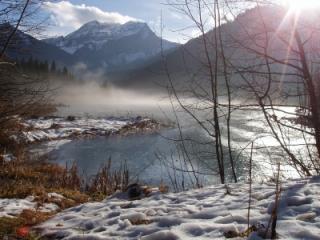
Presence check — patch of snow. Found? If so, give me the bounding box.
[15,116,152,143]
[39,203,60,213]
[61,45,83,54]
[29,139,72,156]
[37,177,320,239]
[48,193,65,200]
[124,52,147,63]
[0,196,36,217]
[0,192,66,218]
[120,212,147,222]
[0,153,16,162]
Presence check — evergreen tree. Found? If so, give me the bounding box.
[44,60,49,74]
[62,66,68,76]
[50,60,56,73]
[27,57,34,72]
[20,58,26,71]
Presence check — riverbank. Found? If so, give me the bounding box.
[12,116,162,144]
[0,115,166,238]
[0,154,134,238]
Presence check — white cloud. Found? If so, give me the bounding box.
[43,1,138,33]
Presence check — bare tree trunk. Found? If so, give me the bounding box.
[0,0,30,58]
[294,30,320,160]
[216,0,237,182]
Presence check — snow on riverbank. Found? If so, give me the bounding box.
[14,116,160,143]
[37,177,320,239]
[0,193,65,218]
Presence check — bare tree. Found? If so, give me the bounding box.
[162,0,319,187]
[225,1,320,175]
[0,0,55,152]
[162,0,242,184]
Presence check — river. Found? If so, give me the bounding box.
[31,86,313,189]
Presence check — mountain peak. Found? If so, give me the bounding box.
[122,21,148,28]
[77,20,149,36]
[80,20,120,30]
[42,20,178,71]
[78,20,147,33]
[44,20,153,54]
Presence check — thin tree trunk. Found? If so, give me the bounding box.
[1,0,30,58]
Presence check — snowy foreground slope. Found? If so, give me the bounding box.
[37,177,320,240]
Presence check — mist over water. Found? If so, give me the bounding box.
[55,83,173,120]
[45,83,226,187]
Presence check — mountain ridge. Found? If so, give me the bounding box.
[43,21,179,72]
[0,20,179,74]
[0,22,74,67]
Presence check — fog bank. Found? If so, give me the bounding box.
[55,82,172,119]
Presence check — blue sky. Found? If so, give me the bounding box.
[42,0,199,43]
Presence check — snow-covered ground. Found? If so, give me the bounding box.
[14,116,159,143]
[0,193,65,218]
[37,176,320,239]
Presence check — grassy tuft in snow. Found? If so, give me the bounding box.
[0,209,52,239]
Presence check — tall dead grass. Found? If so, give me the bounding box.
[0,157,130,200]
[86,158,129,200]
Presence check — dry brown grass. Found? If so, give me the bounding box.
[0,209,53,239]
[159,182,169,194]
[0,160,85,200]
[0,159,89,238]
[0,157,132,238]
[0,154,131,200]
[87,159,129,200]
[0,122,134,239]
[129,219,152,225]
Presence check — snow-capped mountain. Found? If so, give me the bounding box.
[45,21,151,54]
[44,21,178,71]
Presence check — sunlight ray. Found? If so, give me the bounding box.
[277,10,301,95]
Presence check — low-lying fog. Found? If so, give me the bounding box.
[55,83,172,120]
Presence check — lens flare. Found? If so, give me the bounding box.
[282,0,320,11]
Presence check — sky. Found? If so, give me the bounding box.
[41,0,200,43]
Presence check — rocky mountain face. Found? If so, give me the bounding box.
[44,21,178,72]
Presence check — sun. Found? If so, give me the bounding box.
[282,0,320,11]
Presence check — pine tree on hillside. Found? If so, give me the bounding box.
[26,57,34,72]
[50,60,56,73]
[44,60,49,74]
[62,66,68,76]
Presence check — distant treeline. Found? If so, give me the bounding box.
[16,57,74,81]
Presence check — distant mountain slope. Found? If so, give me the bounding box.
[0,23,73,66]
[44,21,179,72]
[109,5,317,94]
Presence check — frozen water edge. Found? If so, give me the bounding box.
[37,176,320,240]
[14,116,160,144]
